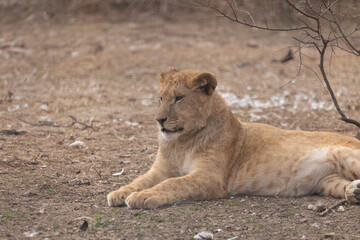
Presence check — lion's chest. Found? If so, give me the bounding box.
[167,148,196,176]
[179,152,196,176]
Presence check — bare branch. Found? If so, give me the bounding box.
[318,42,360,128]
[329,8,360,55]
[285,0,318,21]
[194,0,310,32]
[195,0,360,129]
[319,0,338,18]
[280,43,304,89]
[319,199,347,216]
[332,44,360,56]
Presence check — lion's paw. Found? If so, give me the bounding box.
[107,188,134,207]
[345,180,360,204]
[125,191,163,209]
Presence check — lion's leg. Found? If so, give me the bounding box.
[107,161,172,207]
[317,174,360,204]
[316,174,350,198]
[329,147,360,204]
[331,147,360,181]
[312,146,360,204]
[124,171,227,209]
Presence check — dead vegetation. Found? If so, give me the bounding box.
[194,0,360,129]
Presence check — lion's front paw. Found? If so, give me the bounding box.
[345,180,360,204]
[107,188,134,207]
[125,191,163,209]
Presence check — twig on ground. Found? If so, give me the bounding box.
[68,115,94,130]
[17,115,97,130]
[17,117,64,127]
[319,199,347,216]
[91,164,111,184]
[0,129,26,135]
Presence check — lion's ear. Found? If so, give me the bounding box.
[158,66,178,86]
[187,72,217,95]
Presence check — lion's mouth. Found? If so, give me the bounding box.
[161,128,184,133]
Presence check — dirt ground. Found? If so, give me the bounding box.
[1,6,360,240]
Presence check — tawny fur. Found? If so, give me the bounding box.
[107,67,360,209]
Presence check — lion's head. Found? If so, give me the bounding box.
[156,66,217,141]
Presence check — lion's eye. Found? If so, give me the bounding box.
[175,96,184,103]
[158,97,162,103]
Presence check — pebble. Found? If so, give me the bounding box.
[7,105,20,112]
[194,231,213,239]
[307,203,325,212]
[247,39,259,48]
[40,103,48,111]
[307,204,317,211]
[71,51,79,57]
[112,168,125,176]
[310,223,319,228]
[338,206,345,212]
[70,141,85,149]
[324,232,335,238]
[39,205,46,214]
[227,236,239,240]
[23,231,39,238]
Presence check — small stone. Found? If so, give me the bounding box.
[40,103,48,111]
[324,232,335,238]
[80,220,88,231]
[307,204,317,211]
[70,141,85,149]
[338,206,345,212]
[300,218,307,223]
[23,231,39,238]
[71,51,79,57]
[112,168,124,176]
[300,235,307,240]
[7,105,20,112]
[307,203,325,212]
[194,231,213,239]
[310,223,319,228]
[39,205,46,214]
[247,39,259,48]
[227,236,239,240]
[39,116,51,122]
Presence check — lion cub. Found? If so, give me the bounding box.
[107,66,360,209]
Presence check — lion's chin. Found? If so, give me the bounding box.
[161,127,184,133]
[160,130,181,141]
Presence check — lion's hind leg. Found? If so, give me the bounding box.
[316,175,360,204]
[316,174,350,198]
[317,147,360,204]
[331,147,360,181]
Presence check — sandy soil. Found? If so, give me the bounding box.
[0,8,360,240]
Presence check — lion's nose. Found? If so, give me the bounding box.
[156,117,167,126]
